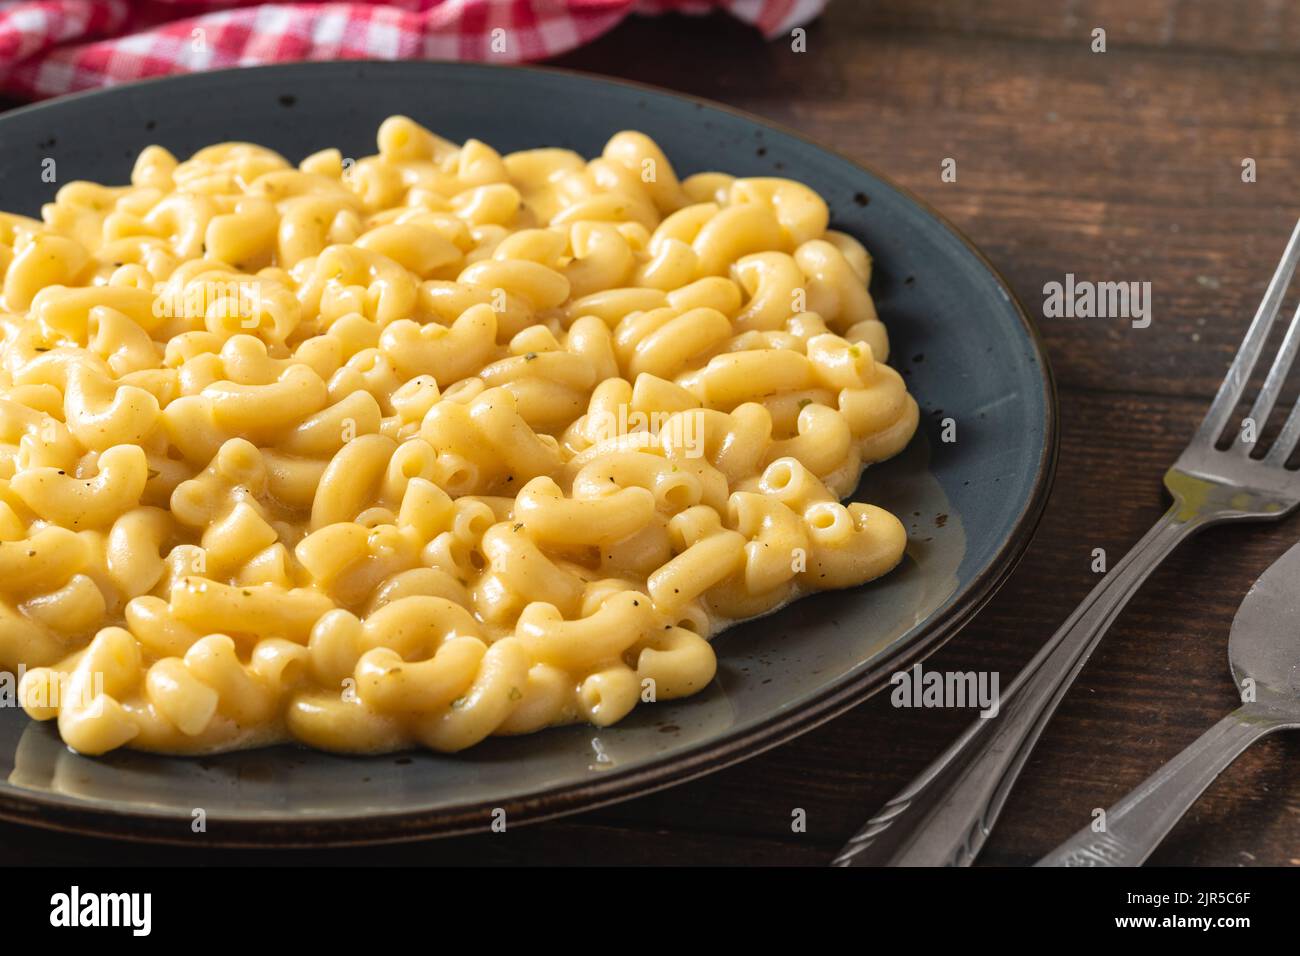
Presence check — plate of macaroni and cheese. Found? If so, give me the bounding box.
[0,62,1055,843]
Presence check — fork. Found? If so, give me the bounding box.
[832,219,1300,867]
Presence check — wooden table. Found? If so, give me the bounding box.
[3,0,1299,866]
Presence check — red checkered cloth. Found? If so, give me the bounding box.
[0,0,826,99]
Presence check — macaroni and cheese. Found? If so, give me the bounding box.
[0,118,919,756]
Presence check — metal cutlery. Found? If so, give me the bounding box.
[1038,539,1300,866]
[834,219,1300,867]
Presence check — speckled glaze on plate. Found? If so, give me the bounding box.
[0,61,1057,846]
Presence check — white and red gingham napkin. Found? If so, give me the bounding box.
[0,0,826,100]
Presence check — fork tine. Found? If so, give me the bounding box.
[1263,327,1300,462]
[1264,395,1300,464]
[1243,299,1300,454]
[1196,218,1300,446]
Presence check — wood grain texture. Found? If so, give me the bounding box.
[851,0,1300,54]
[2,0,1298,866]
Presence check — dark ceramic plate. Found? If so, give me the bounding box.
[0,62,1056,846]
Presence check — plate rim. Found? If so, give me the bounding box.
[0,59,1059,847]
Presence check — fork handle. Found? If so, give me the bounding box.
[832,504,1201,866]
[1036,705,1298,866]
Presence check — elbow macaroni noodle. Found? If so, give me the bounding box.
[0,118,918,756]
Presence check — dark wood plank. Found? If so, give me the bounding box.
[848,1,1300,54]
[0,817,827,867]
